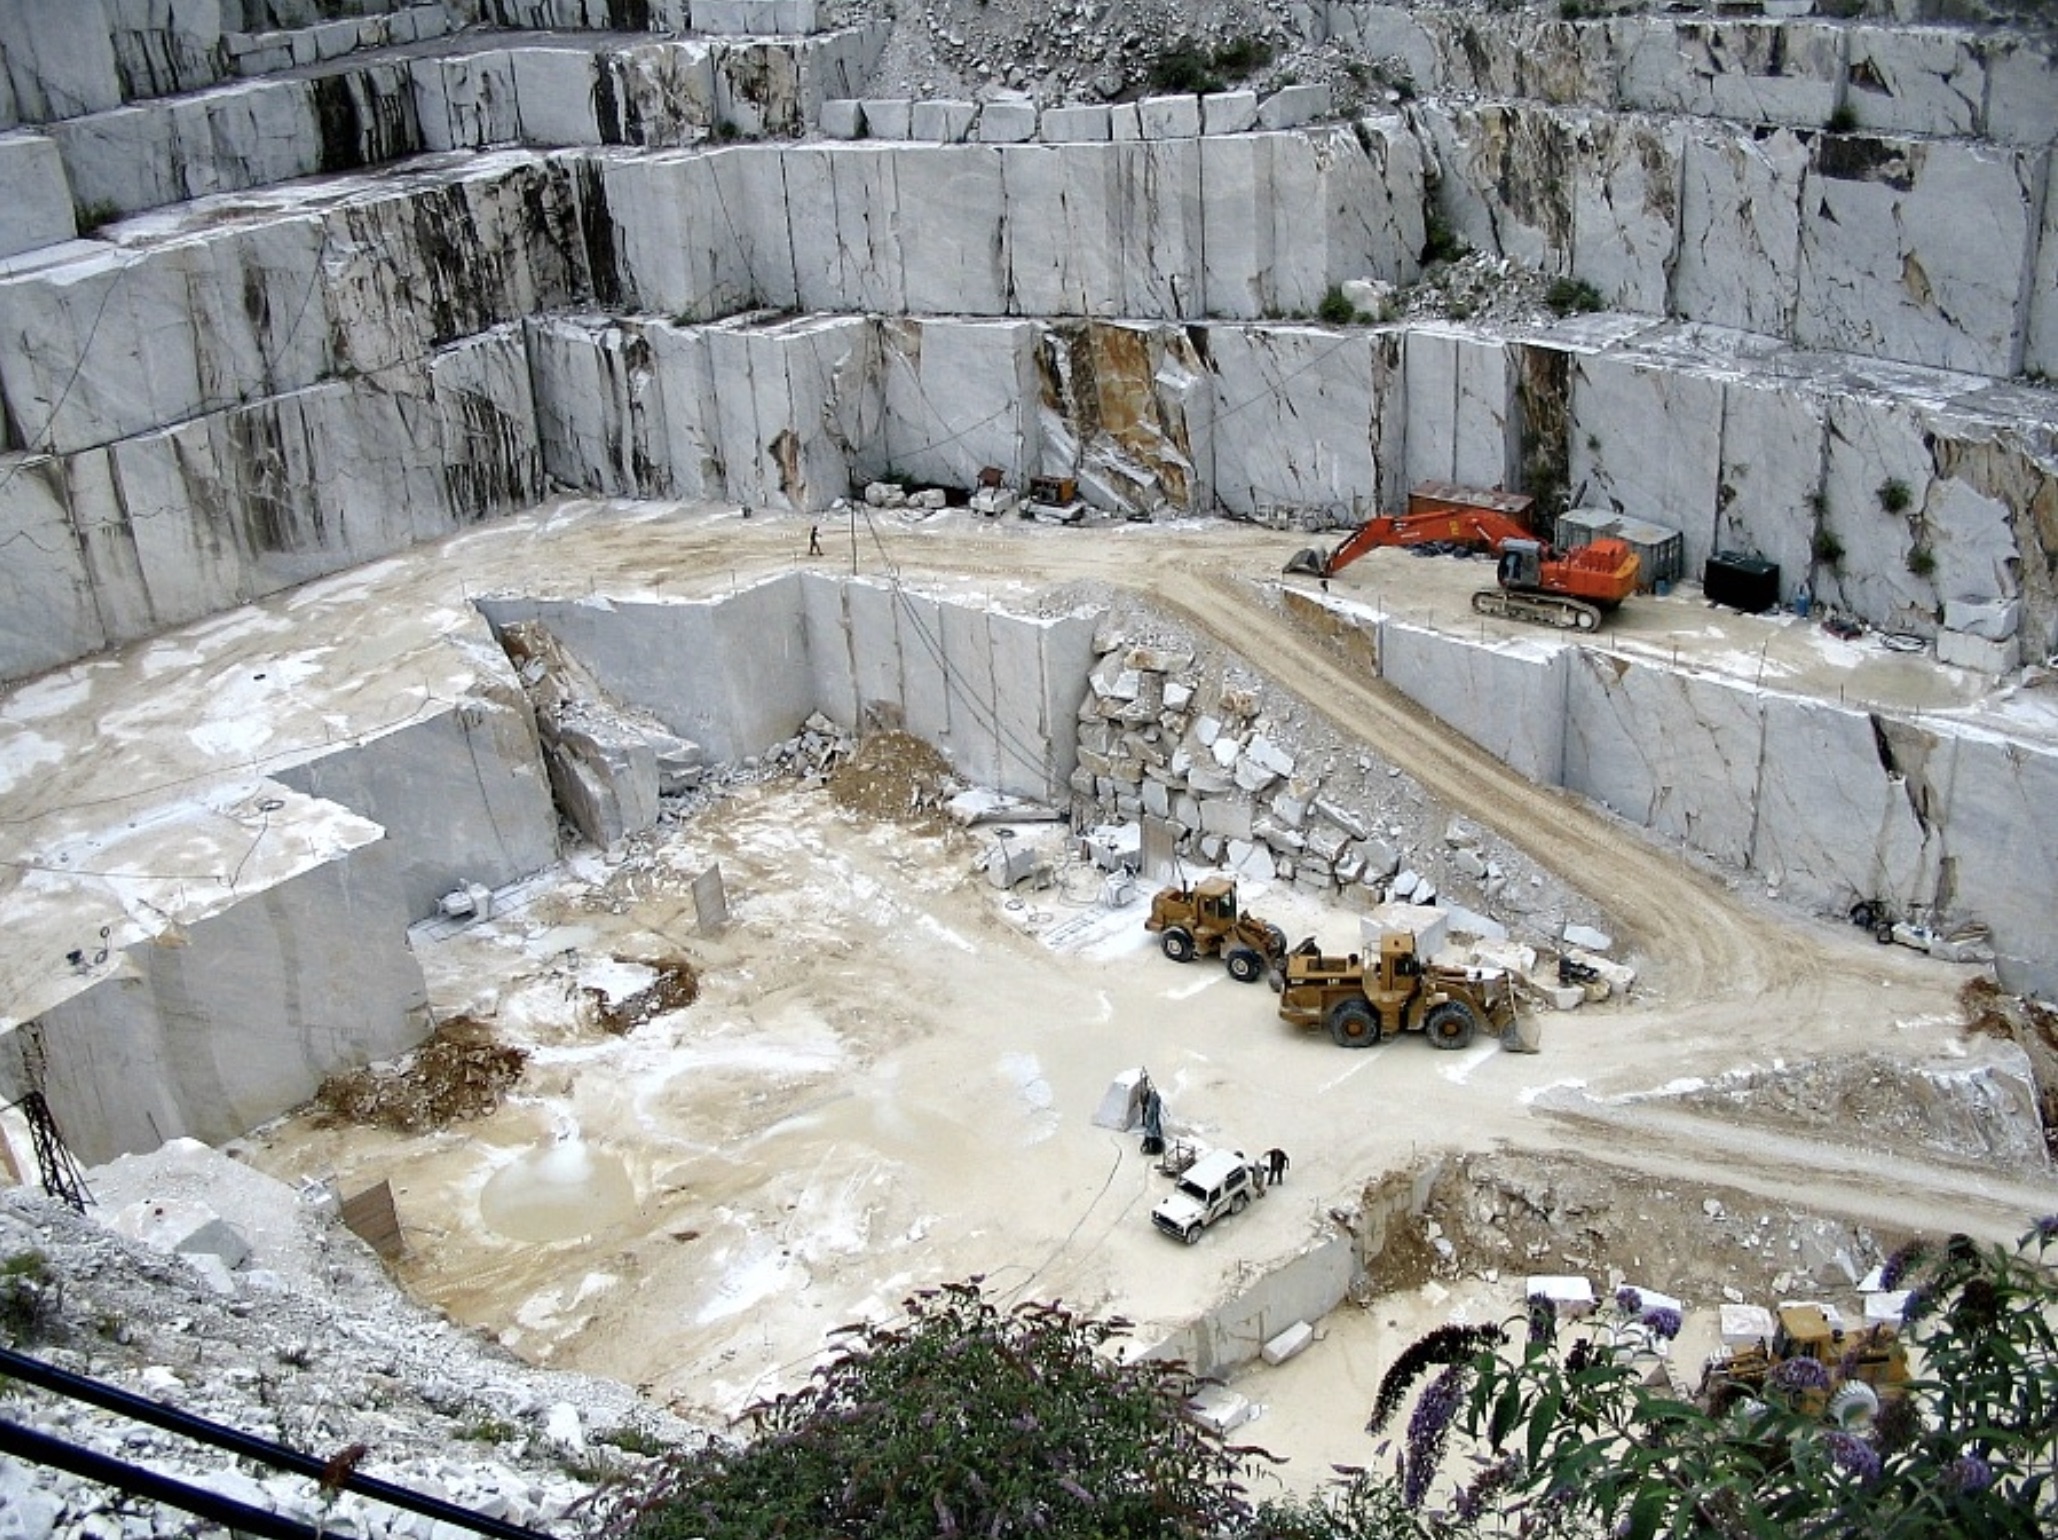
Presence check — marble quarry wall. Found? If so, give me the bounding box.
[4,69,2051,686]
[0,784,434,1165]
[1322,7,2058,146]
[1149,1231,1358,1378]
[514,311,2056,659]
[479,572,1096,803]
[6,285,2051,689]
[1374,617,2058,999]
[0,569,1092,1162]
[1069,596,2055,997]
[6,8,886,218]
[1415,101,2053,380]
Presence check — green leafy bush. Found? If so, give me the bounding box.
[1907,544,1937,577]
[1420,214,1468,266]
[1318,286,1358,325]
[1878,477,1914,515]
[619,1281,1261,1540]
[1545,277,1605,315]
[1813,528,1845,567]
[0,1249,56,1345]
[608,1218,2058,1540]
[1150,42,1223,95]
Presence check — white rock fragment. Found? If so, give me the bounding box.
[1261,1321,1314,1366]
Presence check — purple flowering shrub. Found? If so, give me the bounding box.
[1371,1217,2058,1539]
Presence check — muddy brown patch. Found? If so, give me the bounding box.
[310,1017,527,1132]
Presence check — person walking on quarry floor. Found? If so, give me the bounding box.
[1264,1147,1289,1186]
[807,524,823,557]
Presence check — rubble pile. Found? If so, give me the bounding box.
[1071,617,1610,951]
[310,1019,529,1134]
[848,0,2047,117]
[498,621,708,848]
[757,711,860,785]
[855,0,1320,109]
[827,729,967,827]
[1411,1150,1904,1304]
[1677,1050,2049,1172]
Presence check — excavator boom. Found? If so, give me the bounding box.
[1284,481,1640,630]
[1284,492,1539,580]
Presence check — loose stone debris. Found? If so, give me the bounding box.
[310,1019,529,1135]
[826,728,967,828]
[0,1141,701,1540]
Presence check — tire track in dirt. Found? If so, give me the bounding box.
[1532,1091,2054,1244]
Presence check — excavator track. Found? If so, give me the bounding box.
[1470,587,1602,631]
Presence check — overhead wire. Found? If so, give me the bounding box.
[851,500,1066,794]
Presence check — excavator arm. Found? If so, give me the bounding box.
[1284,507,1541,579]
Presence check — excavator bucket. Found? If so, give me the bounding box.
[1283,547,1330,577]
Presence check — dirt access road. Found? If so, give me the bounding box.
[221,499,2047,1489]
[861,514,2045,1230]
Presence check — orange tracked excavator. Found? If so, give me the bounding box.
[1283,481,1640,631]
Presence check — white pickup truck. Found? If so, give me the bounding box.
[1151,1149,1258,1245]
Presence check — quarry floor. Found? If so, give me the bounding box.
[5,498,2052,1490]
[41,498,2011,1492]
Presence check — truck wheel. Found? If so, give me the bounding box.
[1226,947,1264,983]
[1183,1224,1202,1246]
[1876,923,1896,945]
[1231,1191,1250,1214]
[1327,999,1379,1048]
[1827,1381,1880,1429]
[1265,923,1287,956]
[1161,927,1195,963]
[1424,1000,1478,1050]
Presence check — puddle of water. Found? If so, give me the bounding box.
[478,1140,638,1241]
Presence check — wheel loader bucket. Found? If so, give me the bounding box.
[1283,548,1329,577]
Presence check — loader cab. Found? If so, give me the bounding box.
[1497,538,1544,591]
[1192,874,1238,925]
[1375,931,1422,992]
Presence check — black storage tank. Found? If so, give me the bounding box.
[1704,551,1781,614]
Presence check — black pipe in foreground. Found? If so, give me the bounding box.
[0,1343,559,1540]
[0,1416,330,1540]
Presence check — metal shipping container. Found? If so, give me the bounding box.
[1556,508,1684,592]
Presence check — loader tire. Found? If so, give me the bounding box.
[1226,947,1265,983]
[1424,1000,1479,1051]
[1327,999,1379,1048]
[1827,1382,1881,1429]
[1161,927,1196,963]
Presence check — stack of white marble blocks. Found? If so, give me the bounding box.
[818,84,1333,143]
